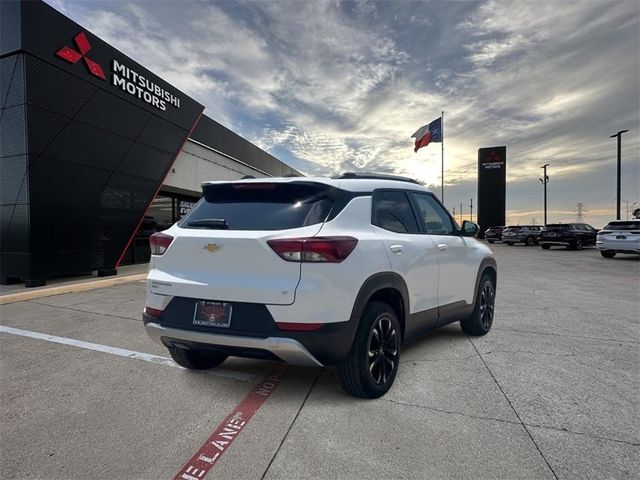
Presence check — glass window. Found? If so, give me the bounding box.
[410,193,454,235]
[604,221,640,230]
[181,182,333,231]
[372,191,419,234]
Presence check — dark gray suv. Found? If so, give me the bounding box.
[502,225,543,246]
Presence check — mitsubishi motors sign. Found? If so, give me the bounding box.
[11,1,201,129]
[55,31,182,112]
[111,59,181,111]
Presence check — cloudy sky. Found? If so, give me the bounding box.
[48,0,639,227]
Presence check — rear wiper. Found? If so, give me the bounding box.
[187,219,229,229]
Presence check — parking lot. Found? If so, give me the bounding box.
[1,243,638,479]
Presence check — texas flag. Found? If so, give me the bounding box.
[411,117,442,152]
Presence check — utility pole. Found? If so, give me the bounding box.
[460,203,463,223]
[575,203,586,222]
[452,206,456,218]
[539,164,550,226]
[623,200,629,220]
[610,130,629,220]
[470,198,473,222]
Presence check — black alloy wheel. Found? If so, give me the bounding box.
[336,301,401,398]
[367,315,399,386]
[461,273,496,336]
[478,281,495,331]
[526,237,536,246]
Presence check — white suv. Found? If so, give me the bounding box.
[143,174,497,398]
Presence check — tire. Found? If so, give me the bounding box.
[336,301,401,399]
[168,346,228,370]
[601,250,616,258]
[541,244,551,250]
[570,238,583,250]
[505,242,514,246]
[461,274,496,336]
[526,237,537,246]
[488,240,495,244]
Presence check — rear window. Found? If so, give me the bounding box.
[604,221,640,230]
[180,182,334,231]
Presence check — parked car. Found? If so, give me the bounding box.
[143,174,497,399]
[484,226,505,243]
[539,223,597,250]
[596,220,640,258]
[502,225,543,246]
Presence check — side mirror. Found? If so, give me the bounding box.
[461,220,479,237]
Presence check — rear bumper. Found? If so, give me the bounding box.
[539,240,570,246]
[145,321,323,367]
[596,240,640,253]
[143,299,359,366]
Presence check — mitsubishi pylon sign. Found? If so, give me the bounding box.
[477,147,507,236]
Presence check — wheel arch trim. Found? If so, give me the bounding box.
[349,272,409,328]
[472,256,497,305]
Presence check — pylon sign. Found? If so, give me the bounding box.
[477,147,506,236]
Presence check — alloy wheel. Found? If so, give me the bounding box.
[367,315,398,385]
[479,282,495,330]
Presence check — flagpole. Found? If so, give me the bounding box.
[441,110,444,202]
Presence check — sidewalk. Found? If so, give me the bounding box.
[0,263,149,305]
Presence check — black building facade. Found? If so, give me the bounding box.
[0,1,299,286]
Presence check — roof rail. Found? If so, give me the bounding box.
[333,172,422,185]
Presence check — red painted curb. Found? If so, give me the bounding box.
[174,364,288,479]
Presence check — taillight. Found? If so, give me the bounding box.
[267,236,358,263]
[144,306,163,317]
[630,231,640,235]
[149,232,174,255]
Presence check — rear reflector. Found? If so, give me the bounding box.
[276,322,324,331]
[149,232,174,255]
[233,183,277,190]
[267,236,358,263]
[145,306,163,317]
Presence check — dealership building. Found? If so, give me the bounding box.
[0,0,300,287]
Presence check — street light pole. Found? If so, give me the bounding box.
[539,164,550,226]
[460,203,463,223]
[470,198,473,222]
[610,130,629,220]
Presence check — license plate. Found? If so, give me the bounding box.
[193,301,233,328]
[616,235,626,239]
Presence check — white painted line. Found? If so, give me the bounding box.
[0,325,257,383]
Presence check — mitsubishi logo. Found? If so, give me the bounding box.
[56,32,106,80]
[487,150,501,162]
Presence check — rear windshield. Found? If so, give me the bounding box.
[546,224,571,231]
[603,221,640,231]
[505,226,522,231]
[180,182,334,231]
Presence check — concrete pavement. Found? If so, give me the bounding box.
[0,244,638,479]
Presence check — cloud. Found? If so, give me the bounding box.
[46,0,639,227]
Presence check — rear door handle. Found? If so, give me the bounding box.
[437,244,447,251]
[389,244,403,254]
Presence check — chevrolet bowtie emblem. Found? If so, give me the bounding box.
[203,244,222,253]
